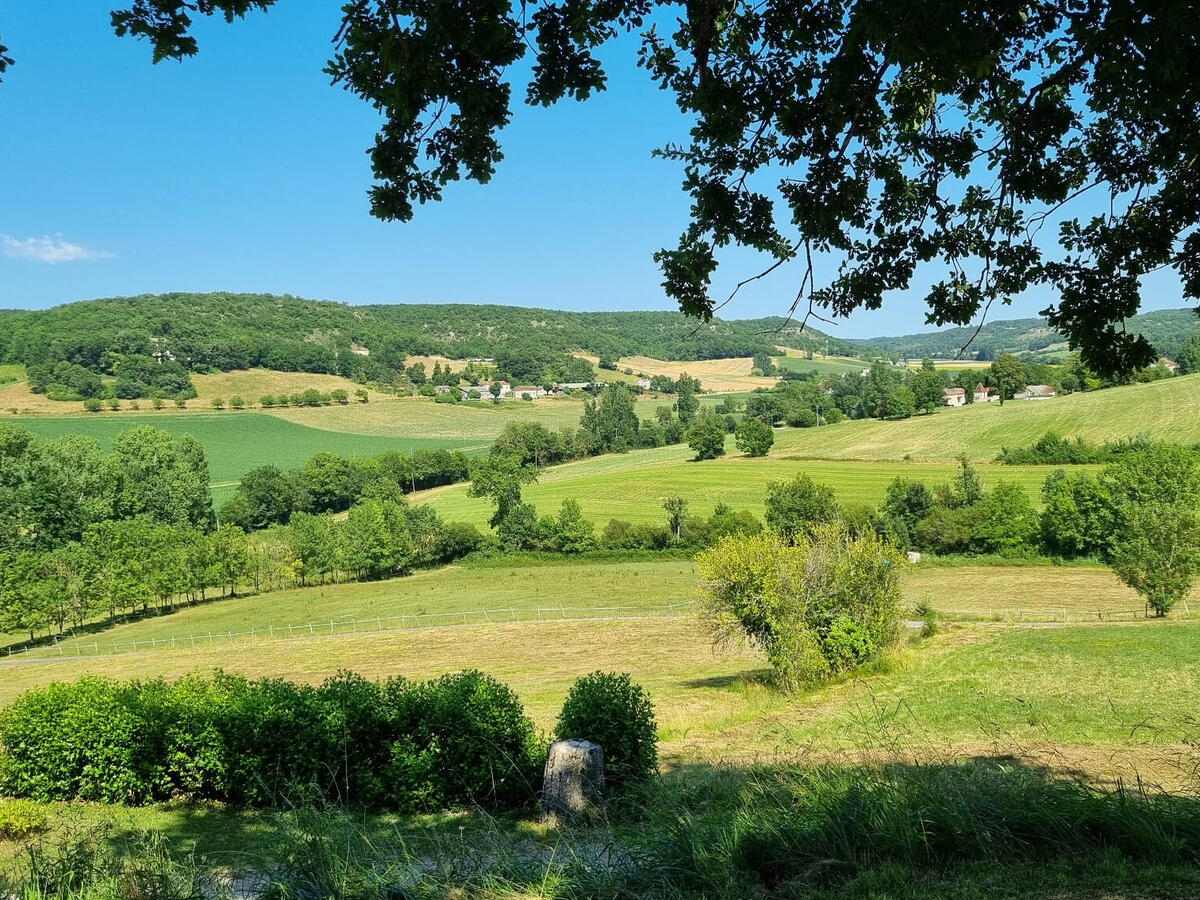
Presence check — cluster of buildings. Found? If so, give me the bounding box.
[943,383,1058,407]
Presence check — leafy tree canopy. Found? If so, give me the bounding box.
[5,2,1197,373]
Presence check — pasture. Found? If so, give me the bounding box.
[1,557,1197,786]
[768,374,1200,460]
[773,349,871,375]
[415,445,1084,525]
[612,354,780,392]
[4,558,1190,661]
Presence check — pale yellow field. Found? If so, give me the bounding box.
[189,370,378,404]
[0,369,379,416]
[614,355,779,392]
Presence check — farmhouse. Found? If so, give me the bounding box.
[1159,357,1181,373]
[973,383,998,403]
[943,387,967,407]
[637,377,652,389]
[434,384,453,395]
[514,385,545,399]
[1015,384,1058,401]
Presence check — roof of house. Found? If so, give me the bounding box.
[514,385,540,392]
[974,383,992,392]
[1025,384,1057,395]
[944,387,966,395]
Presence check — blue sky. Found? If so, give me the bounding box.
[0,2,1186,337]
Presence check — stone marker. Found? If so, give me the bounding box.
[906,551,922,564]
[542,739,605,817]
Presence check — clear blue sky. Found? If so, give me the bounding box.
[0,2,1185,337]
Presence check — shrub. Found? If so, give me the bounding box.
[0,671,542,812]
[82,397,103,413]
[915,600,939,638]
[697,526,904,690]
[0,798,48,840]
[555,672,658,788]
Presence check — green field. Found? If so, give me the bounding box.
[772,354,869,375]
[769,374,1200,460]
[5,558,1187,660]
[414,443,1086,525]
[1,558,1196,786]
[15,413,470,503]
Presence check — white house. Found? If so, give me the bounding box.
[943,387,967,407]
[513,385,545,399]
[973,383,998,403]
[1015,384,1058,401]
[636,378,653,389]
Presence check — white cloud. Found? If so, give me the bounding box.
[1,234,114,264]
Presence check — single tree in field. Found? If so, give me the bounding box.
[1178,336,1200,376]
[989,355,1027,404]
[467,454,539,530]
[1104,445,1200,616]
[685,416,726,461]
[734,417,774,457]
[662,496,687,540]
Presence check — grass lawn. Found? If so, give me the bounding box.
[414,445,1088,525]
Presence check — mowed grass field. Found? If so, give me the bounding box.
[4,559,1188,657]
[415,443,1086,525]
[773,349,871,376]
[770,373,1200,460]
[2,558,1197,784]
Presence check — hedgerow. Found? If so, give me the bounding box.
[0,670,543,811]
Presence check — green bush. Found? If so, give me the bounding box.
[555,672,658,788]
[0,670,542,812]
[0,798,48,840]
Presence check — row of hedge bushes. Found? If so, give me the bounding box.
[0,670,657,812]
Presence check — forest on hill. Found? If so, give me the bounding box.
[856,308,1199,361]
[0,293,857,381]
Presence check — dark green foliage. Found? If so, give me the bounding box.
[555,672,658,789]
[685,416,727,461]
[0,670,542,811]
[764,473,839,541]
[734,417,773,457]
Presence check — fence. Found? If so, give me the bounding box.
[2,601,697,661]
[937,605,1196,624]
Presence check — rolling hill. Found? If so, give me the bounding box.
[856,307,1199,361]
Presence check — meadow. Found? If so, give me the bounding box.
[415,446,1084,525]
[769,373,1200,460]
[1,557,1197,789]
[773,350,872,375]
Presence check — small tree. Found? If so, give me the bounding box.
[230,395,246,410]
[734,417,774,457]
[686,416,726,460]
[697,526,905,690]
[883,384,915,419]
[355,388,369,403]
[1104,445,1200,616]
[175,396,188,409]
[989,354,1027,404]
[662,496,687,540]
[151,396,165,410]
[211,397,225,410]
[330,388,349,404]
[83,398,103,413]
[764,473,838,541]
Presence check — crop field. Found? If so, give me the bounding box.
[613,354,780,392]
[1,557,1197,786]
[415,444,1085,525]
[266,391,644,440]
[769,374,1200,460]
[14,413,464,503]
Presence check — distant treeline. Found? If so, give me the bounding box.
[854,308,1200,363]
[0,293,859,394]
